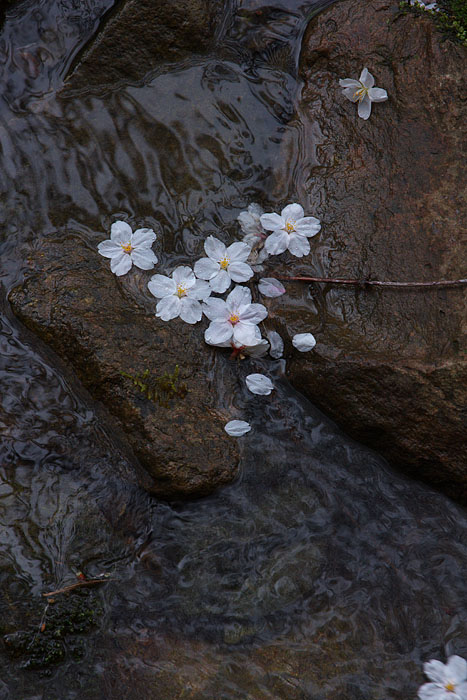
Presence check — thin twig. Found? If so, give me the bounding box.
[43,578,111,598]
[278,276,467,288]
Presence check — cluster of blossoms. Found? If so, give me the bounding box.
[97,202,320,434]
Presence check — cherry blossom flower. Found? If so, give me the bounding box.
[258,278,286,298]
[267,330,284,359]
[148,266,211,324]
[339,68,388,120]
[292,333,316,352]
[224,420,251,436]
[260,203,321,258]
[246,373,274,395]
[418,655,467,699]
[194,236,254,293]
[98,221,158,276]
[410,0,439,11]
[210,325,270,358]
[203,285,267,347]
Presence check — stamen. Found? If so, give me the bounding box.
[353,85,368,102]
[219,257,230,270]
[229,314,240,325]
[121,243,133,253]
[176,285,187,298]
[445,682,456,692]
[285,222,295,233]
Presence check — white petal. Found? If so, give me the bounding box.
[246,373,274,395]
[264,230,289,256]
[281,203,304,222]
[224,420,251,437]
[287,233,310,258]
[267,330,284,359]
[446,657,467,683]
[260,213,285,231]
[294,217,321,237]
[172,266,196,287]
[233,322,260,347]
[228,261,254,283]
[239,303,268,325]
[417,683,448,699]
[424,660,448,685]
[204,235,226,261]
[226,285,252,311]
[110,220,132,243]
[244,339,270,357]
[148,274,176,299]
[194,256,220,280]
[226,241,251,262]
[203,297,229,321]
[130,249,158,270]
[205,321,233,345]
[187,279,211,301]
[342,86,360,103]
[359,67,374,88]
[156,296,181,321]
[98,240,123,258]
[368,87,388,103]
[292,333,317,352]
[339,78,361,88]
[131,227,157,247]
[358,94,372,120]
[110,252,132,276]
[179,298,202,324]
[457,682,467,699]
[209,269,231,293]
[258,278,286,297]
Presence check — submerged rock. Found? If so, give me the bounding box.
[8,236,240,498]
[268,0,466,497]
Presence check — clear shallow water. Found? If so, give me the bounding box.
[0,1,466,698]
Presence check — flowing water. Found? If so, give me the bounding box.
[1,1,466,698]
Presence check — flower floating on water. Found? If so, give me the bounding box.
[260,203,321,257]
[97,221,158,276]
[292,333,316,352]
[224,420,251,437]
[258,277,286,298]
[246,373,274,395]
[148,266,211,324]
[339,68,388,120]
[418,655,467,699]
[203,285,268,347]
[194,236,254,293]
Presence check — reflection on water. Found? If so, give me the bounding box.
[1,0,466,698]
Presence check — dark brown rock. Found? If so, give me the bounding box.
[265,0,467,497]
[62,0,222,95]
[8,234,240,498]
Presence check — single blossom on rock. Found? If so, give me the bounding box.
[267,330,284,359]
[97,220,158,276]
[148,266,211,324]
[224,420,251,437]
[339,68,388,120]
[246,373,274,396]
[258,277,286,298]
[203,285,268,347]
[292,333,317,352]
[260,203,321,258]
[194,236,254,293]
[418,655,467,699]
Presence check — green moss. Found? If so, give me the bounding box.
[399,0,467,45]
[120,365,187,407]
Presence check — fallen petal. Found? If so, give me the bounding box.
[292,333,316,352]
[267,330,284,359]
[224,420,251,437]
[246,373,274,395]
[258,278,286,298]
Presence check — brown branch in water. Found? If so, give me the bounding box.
[278,276,467,288]
[42,578,111,598]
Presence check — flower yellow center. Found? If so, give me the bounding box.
[121,243,133,253]
[445,682,456,692]
[176,285,187,298]
[285,221,295,233]
[229,313,240,325]
[354,85,369,102]
[219,257,230,270]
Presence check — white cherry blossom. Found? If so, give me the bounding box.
[224,420,251,437]
[258,278,286,298]
[339,68,388,120]
[194,236,254,293]
[418,655,467,699]
[292,333,316,352]
[203,285,267,347]
[148,266,211,324]
[260,203,321,258]
[98,220,158,276]
[246,373,274,395]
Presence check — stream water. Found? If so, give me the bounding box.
[1,1,466,698]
